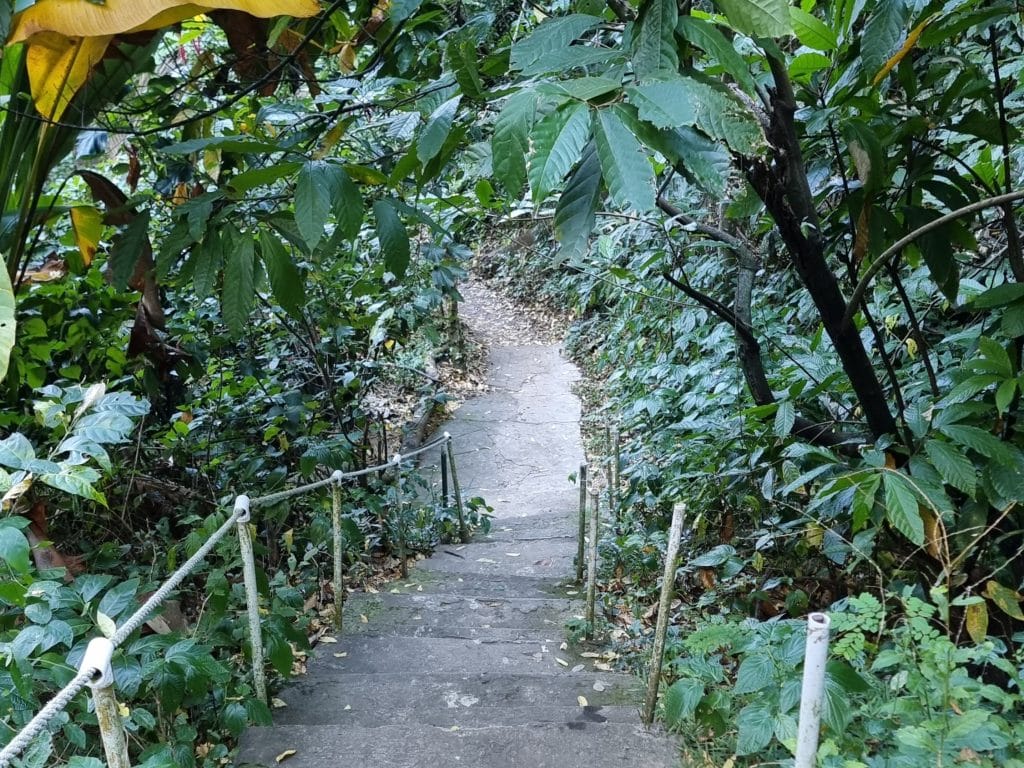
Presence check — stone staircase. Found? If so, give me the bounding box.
[236,341,681,768]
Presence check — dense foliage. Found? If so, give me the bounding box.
[2,0,1024,765]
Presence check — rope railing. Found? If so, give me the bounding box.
[0,433,459,768]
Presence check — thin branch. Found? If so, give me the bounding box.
[843,189,1024,329]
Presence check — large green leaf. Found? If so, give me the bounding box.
[861,0,910,78]
[222,227,256,338]
[717,0,793,38]
[632,0,678,78]
[418,96,461,164]
[491,91,537,195]
[448,37,485,101]
[295,160,334,250]
[0,524,31,575]
[924,439,976,497]
[528,102,592,203]
[191,229,222,302]
[677,16,756,93]
[259,233,304,320]
[331,166,364,241]
[373,200,410,280]
[733,653,774,694]
[736,701,774,755]
[553,141,602,258]
[108,210,152,289]
[662,678,703,727]
[0,264,13,384]
[594,107,655,212]
[789,7,837,51]
[634,123,730,197]
[883,472,924,546]
[510,14,602,73]
[627,77,765,154]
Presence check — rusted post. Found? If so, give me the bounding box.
[441,450,450,507]
[642,502,686,726]
[585,491,600,641]
[445,434,468,543]
[576,463,587,583]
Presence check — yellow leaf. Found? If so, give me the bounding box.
[69,206,103,267]
[577,695,588,707]
[10,0,319,43]
[118,702,130,717]
[25,32,112,119]
[319,635,337,643]
[555,657,568,667]
[985,580,1024,621]
[274,749,297,763]
[965,601,988,645]
[313,121,346,160]
[872,14,939,86]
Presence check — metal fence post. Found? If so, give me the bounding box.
[642,502,686,726]
[444,433,468,543]
[576,463,587,583]
[440,450,449,507]
[83,637,131,768]
[585,491,600,641]
[234,495,267,704]
[611,427,620,515]
[393,455,408,579]
[331,471,344,633]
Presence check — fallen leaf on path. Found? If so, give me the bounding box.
[505,552,521,557]
[555,657,568,667]
[320,636,337,644]
[275,750,297,763]
[571,664,585,673]
[271,698,287,708]
[333,652,348,658]
[578,696,589,707]
[593,681,607,692]
[360,614,368,623]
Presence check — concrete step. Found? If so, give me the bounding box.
[342,592,578,636]
[270,671,643,726]
[237,721,680,768]
[387,571,584,600]
[477,512,579,543]
[308,636,605,678]
[418,538,575,578]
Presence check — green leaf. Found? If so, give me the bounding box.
[222,227,256,338]
[789,7,837,51]
[985,580,1024,621]
[861,0,910,79]
[677,16,756,93]
[883,472,924,546]
[448,38,485,101]
[491,91,537,195]
[663,678,703,727]
[265,625,294,676]
[553,141,602,258]
[39,466,106,506]
[924,439,976,497]
[537,77,621,101]
[331,167,363,242]
[594,107,655,212]
[160,136,284,155]
[510,14,602,73]
[733,653,774,694]
[972,283,1024,309]
[996,378,1018,416]
[939,424,1016,465]
[192,229,222,302]
[774,400,795,437]
[635,123,729,197]
[418,96,461,164]
[259,233,304,320]
[529,102,592,203]
[717,0,793,38]
[109,210,152,289]
[979,336,1012,378]
[373,200,410,280]
[0,263,13,385]
[632,0,679,78]
[98,578,139,621]
[826,660,870,693]
[0,525,31,575]
[626,82,698,129]
[0,433,35,470]
[736,701,774,755]
[227,162,302,194]
[295,160,334,250]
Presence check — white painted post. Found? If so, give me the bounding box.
[331,471,344,632]
[393,454,408,579]
[83,638,131,768]
[585,491,599,641]
[642,502,685,726]
[235,495,267,703]
[794,612,831,768]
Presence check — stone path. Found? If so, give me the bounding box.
[237,286,680,767]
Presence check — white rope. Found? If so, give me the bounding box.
[0,667,96,768]
[1,432,455,765]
